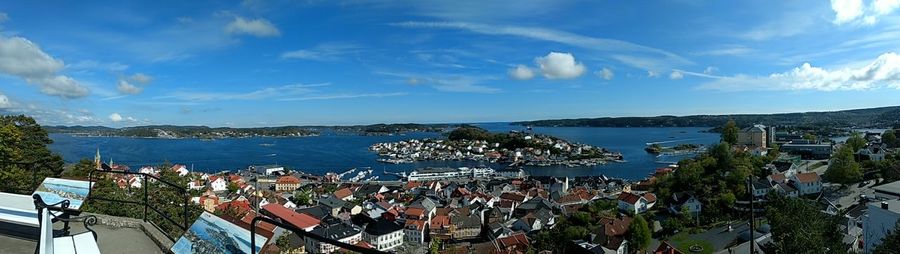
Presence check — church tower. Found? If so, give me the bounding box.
[94,148,101,170]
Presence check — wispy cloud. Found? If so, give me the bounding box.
[694,45,754,56]
[159,83,330,101]
[377,71,500,93]
[278,92,408,101]
[392,21,692,71]
[281,42,363,61]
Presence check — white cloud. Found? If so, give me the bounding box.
[281,43,362,61]
[704,66,718,75]
[696,45,753,56]
[0,93,12,109]
[0,36,89,98]
[669,71,684,80]
[160,83,331,101]
[393,21,692,70]
[0,12,9,23]
[109,113,123,122]
[596,68,614,80]
[225,16,280,37]
[831,0,900,25]
[277,92,408,101]
[699,52,900,91]
[507,65,535,80]
[534,52,585,79]
[130,73,153,83]
[647,70,659,78]
[117,80,143,94]
[376,71,499,93]
[832,0,865,24]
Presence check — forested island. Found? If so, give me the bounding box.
[513,106,900,129]
[333,123,455,135]
[46,125,319,139]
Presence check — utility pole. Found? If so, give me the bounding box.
[748,175,755,254]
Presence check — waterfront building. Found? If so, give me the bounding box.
[406,167,494,181]
[362,217,404,251]
[275,175,301,192]
[252,164,285,175]
[780,142,833,159]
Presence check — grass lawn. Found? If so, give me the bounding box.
[670,232,715,254]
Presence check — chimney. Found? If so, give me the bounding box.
[882,202,889,210]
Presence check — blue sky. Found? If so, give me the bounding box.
[2,0,900,127]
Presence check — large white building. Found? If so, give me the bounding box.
[406,167,494,181]
[864,200,900,253]
[362,218,405,251]
[305,221,362,254]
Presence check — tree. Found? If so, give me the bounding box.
[227,182,239,194]
[824,146,862,185]
[802,133,817,141]
[846,132,867,152]
[767,143,780,162]
[293,189,312,206]
[721,119,739,144]
[883,129,898,148]
[628,214,652,251]
[0,115,65,193]
[276,232,295,252]
[873,221,900,254]
[62,159,96,179]
[429,238,441,254]
[765,194,845,253]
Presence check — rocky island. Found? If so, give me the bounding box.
[369,126,622,167]
[46,125,319,139]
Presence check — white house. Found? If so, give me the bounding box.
[617,192,656,214]
[171,164,189,177]
[864,200,900,253]
[139,166,158,175]
[791,172,822,195]
[187,180,204,191]
[209,176,228,192]
[305,222,362,254]
[668,192,701,215]
[362,218,405,252]
[403,219,426,244]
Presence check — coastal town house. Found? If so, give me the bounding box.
[362,218,405,252]
[209,176,228,192]
[275,175,301,192]
[790,172,822,196]
[668,192,701,215]
[305,217,363,254]
[598,216,632,254]
[172,164,190,176]
[618,192,656,214]
[737,124,767,148]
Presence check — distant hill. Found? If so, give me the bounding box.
[512,106,900,129]
[46,125,318,138]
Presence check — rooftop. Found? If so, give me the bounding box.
[873,180,900,195]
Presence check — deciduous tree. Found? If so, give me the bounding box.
[721,119,739,144]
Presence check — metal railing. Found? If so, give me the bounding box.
[86,168,192,241]
[250,216,388,254]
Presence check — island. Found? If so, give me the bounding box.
[45,125,319,139]
[333,123,456,136]
[369,126,623,167]
[644,143,705,155]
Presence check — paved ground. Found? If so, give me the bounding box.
[823,181,877,209]
[0,223,163,254]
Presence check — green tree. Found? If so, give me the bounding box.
[293,189,312,206]
[227,181,239,194]
[628,214,652,251]
[0,115,65,193]
[721,119,739,144]
[767,143,781,162]
[846,132,867,151]
[824,146,862,185]
[275,232,294,252]
[765,194,845,253]
[429,238,441,254]
[802,133,817,141]
[62,159,96,179]
[873,221,900,254]
[883,129,898,148]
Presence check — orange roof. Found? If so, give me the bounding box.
[334,188,353,199]
[208,175,221,182]
[496,232,530,249]
[431,215,450,228]
[770,173,786,182]
[229,175,243,182]
[643,193,657,203]
[617,192,642,205]
[404,181,421,190]
[241,211,277,233]
[405,207,425,217]
[654,241,685,254]
[276,175,301,184]
[795,172,820,183]
[217,200,252,216]
[405,219,426,230]
[262,203,320,230]
[599,216,632,237]
[354,240,374,249]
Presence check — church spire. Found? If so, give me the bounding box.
[95,148,101,170]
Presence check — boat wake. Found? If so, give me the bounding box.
[645,138,701,146]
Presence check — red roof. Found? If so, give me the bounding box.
[643,193,657,203]
[599,216,633,237]
[208,175,221,182]
[405,207,425,217]
[241,210,277,234]
[217,200,252,216]
[617,192,642,205]
[499,192,526,203]
[262,203,320,230]
[334,188,353,199]
[654,241,685,254]
[404,181,421,190]
[276,175,301,184]
[795,172,821,183]
[354,240,374,249]
[431,215,450,228]
[229,175,243,183]
[405,219,426,230]
[770,173,787,182]
[496,232,530,250]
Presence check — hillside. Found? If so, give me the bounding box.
[512,106,900,129]
[46,125,318,138]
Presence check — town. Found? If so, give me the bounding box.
[64,120,900,253]
[370,126,623,167]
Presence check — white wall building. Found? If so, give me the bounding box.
[864,200,900,253]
